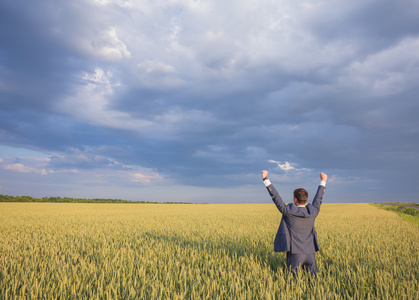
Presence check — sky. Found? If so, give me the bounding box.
[0,0,418,203]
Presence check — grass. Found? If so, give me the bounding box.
[372,202,419,226]
[0,203,418,299]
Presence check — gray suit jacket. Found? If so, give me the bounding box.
[266,183,325,254]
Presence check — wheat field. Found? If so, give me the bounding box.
[0,202,418,299]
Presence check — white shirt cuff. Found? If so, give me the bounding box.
[320,181,326,187]
[263,179,271,187]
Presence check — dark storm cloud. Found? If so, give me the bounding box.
[1,0,418,202]
[303,0,419,42]
[0,1,82,110]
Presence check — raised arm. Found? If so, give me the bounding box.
[262,170,288,215]
[312,172,327,211]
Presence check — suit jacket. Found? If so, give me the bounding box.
[266,183,325,254]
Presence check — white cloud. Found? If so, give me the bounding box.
[90,27,131,61]
[131,172,163,184]
[1,151,165,186]
[4,163,48,175]
[1,161,80,176]
[82,68,115,93]
[268,160,306,171]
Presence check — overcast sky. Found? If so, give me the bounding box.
[1,0,418,203]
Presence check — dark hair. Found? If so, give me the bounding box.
[294,188,308,204]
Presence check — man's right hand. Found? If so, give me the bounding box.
[262,170,268,179]
[320,172,327,181]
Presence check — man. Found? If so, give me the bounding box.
[262,170,327,277]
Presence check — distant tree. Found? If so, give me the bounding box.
[0,194,193,204]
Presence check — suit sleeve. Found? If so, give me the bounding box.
[311,185,326,212]
[266,183,288,216]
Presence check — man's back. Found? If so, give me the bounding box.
[262,170,327,276]
[287,207,316,235]
[270,186,324,254]
[284,205,318,253]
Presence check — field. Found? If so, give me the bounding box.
[1,203,418,299]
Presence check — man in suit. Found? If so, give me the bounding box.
[262,170,327,277]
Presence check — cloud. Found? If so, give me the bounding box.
[1,158,80,176]
[137,60,177,75]
[0,0,418,202]
[0,148,166,189]
[90,27,132,61]
[131,172,163,184]
[93,0,131,7]
[136,60,185,88]
[338,37,419,98]
[268,160,305,172]
[58,68,153,131]
[4,163,47,175]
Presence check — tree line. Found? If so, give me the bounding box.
[0,194,192,204]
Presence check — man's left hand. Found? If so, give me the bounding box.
[262,170,268,179]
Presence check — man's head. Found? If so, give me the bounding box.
[293,188,308,205]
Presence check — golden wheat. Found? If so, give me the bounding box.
[0,203,418,299]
